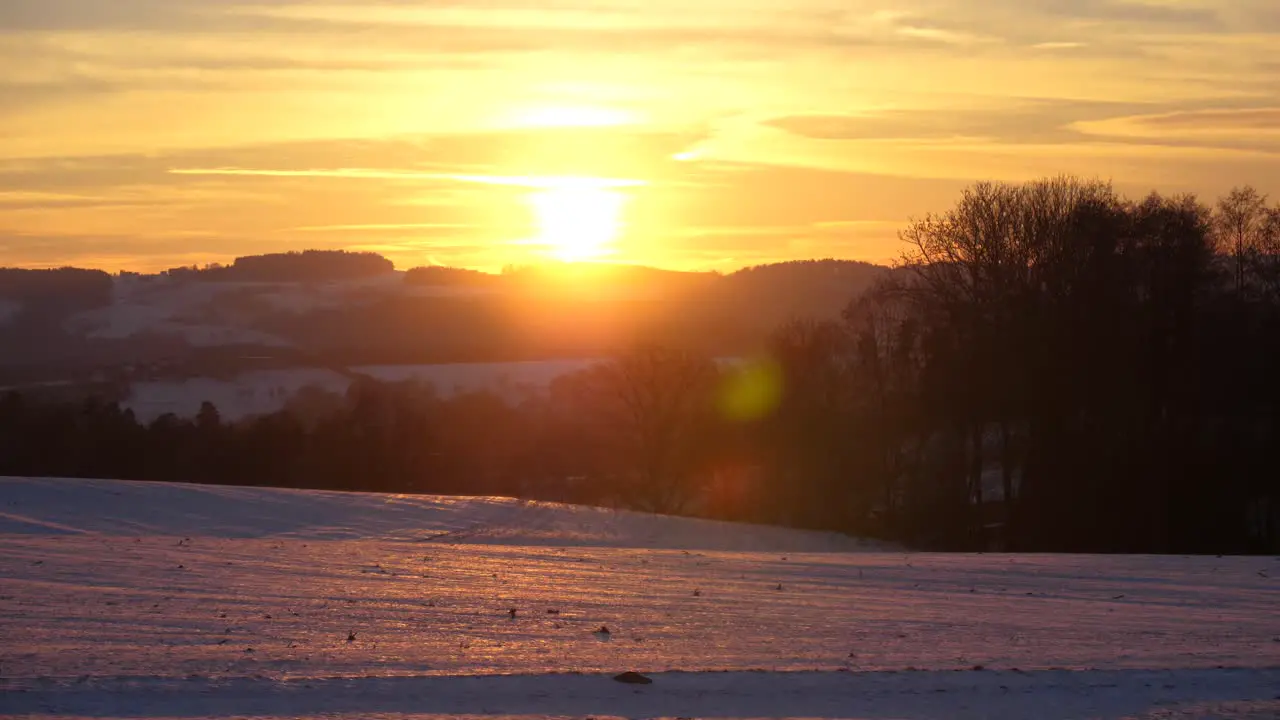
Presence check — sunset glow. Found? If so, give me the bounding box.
[0,1,1276,271]
[510,106,639,129]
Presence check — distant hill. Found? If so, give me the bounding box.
[0,267,113,316]
[403,266,497,287]
[720,259,889,330]
[0,267,115,371]
[0,252,891,380]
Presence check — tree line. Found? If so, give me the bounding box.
[1,178,1277,553]
[0,267,112,316]
[800,178,1280,553]
[164,249,394,283]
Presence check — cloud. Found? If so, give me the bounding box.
[0,230,268,267]
[1,0,1242,72]
[765,98,1280,156]
[1031,41,1087,51]
[444,175,646,189]
[0,128,697,190]
[1096,108,1280,132]
[0,190,165,209]
[0,78,121,116]
[1069,108,1280,154]
[0,0,186,31]
[170,167,452,180]
[0,2,848,56]
[292,223,472,233]
[762,101,1134,144]
[1028,0,1222,27]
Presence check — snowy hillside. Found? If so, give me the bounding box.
[2,477,1278,719]
[0,476,880,550]
[68,274,301,346]
[63,272,446,348]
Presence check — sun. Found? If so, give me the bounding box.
[528,181,627,262]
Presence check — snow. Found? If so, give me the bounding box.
[357,359,600,396]
[122,359,600,422]
[69,276,293,347]
[2,476,1278,720]
[8,670,1280,719]
[123,368,353,423]
[0,477,879,550]
[121,358,750,423]
[67,273,417,348]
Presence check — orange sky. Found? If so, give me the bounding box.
[1,1,1277,272]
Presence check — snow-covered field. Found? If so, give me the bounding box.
[2,477,1278,719]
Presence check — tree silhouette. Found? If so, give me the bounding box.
[553,347,721,514]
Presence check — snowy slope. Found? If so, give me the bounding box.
[70,275,294,346]
[66,273,417,349]
[1,477,1278,719]
[0,476,879,550]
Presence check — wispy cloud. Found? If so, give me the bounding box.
[1032,41,1087,50]
[292,223,472,233]
[169,167,446,180]
[170,167,648,189]
[1080,108,1280,134]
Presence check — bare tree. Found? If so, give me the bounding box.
[556,347,721,514]
[1214,186,1274,296]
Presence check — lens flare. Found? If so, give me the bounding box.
[718,358,784,421]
